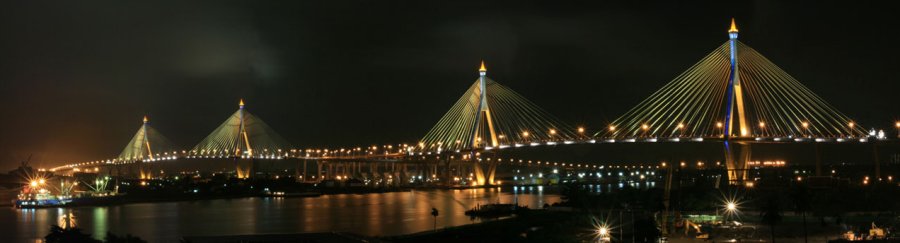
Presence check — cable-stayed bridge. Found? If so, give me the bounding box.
[50,20,892,186]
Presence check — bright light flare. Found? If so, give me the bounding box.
[590,216,613,242]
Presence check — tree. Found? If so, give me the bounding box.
[45,225,101,243]
[431,208,439,231]
[791,185,811,243]
[760,197,783,243]
[633,215,662,243]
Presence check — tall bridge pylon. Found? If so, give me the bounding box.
[599,19,865,140]
[597,19,867,183]
[117,116,174,179]
[420,62,577,185]
[191,99,291,178]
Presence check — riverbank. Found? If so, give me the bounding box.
[386,209,589,242]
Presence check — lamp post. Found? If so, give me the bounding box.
[801,122,810,138]
[758,121,766,137]
[716,122,724,137]
[895,122,900,138]
[848,121,855,138]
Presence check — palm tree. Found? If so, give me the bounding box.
[791,185,811,243]
[760,197,783,243]
[45,225,100,243]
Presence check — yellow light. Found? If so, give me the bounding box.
[726,202,736,211]
[716,122,723,128]
[479,61,486,72]
[661,162,666,167]
[802,122,809,128]
[522,131,530,137]
[39,179,46,184]
[677,123,684,129]
[758,122,765,128]
[895,122,900,128]
[549,129,557,135]
[642,124,649,130]
[598,226,609,236]
[848,122,855,128]
[729,18,739,32]
[30,181,38,187]
[578,127,585,133]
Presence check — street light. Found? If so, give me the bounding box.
[716,121,724,137]
[758,121,766,137]
[595,224,611,243]
[848,121,855,137]
[895,121,900,138]
[726,202,737,212]
[801,121,810,137]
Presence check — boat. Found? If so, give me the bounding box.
[15,186,72,208]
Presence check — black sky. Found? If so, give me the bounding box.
[2,1,899,170]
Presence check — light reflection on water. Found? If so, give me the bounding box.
[3,187,560,242]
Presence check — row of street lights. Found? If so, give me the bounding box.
[606,120,874,138]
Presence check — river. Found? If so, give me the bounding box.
[3,186,560,242]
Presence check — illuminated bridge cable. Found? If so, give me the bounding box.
[118,116,175,162]
[191,100,291,158]
[599,39,864,139]
[420,63,576,152]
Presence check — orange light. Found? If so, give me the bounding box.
[729,18,739,32]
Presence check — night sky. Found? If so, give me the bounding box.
[2,1,899,170]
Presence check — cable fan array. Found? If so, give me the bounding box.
[420,76,577,152]
[191,107,291,158]
[599,41,865,139]
[117,118,175,162]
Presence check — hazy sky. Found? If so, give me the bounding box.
[1,1,898,170]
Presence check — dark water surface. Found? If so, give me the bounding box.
[4,187,559,242]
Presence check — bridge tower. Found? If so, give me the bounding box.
[192,99,290,179]
[237,99,253,158]
[234,99,254,178]
[724,18,750,139]
[723,19,750,184]
[471,61,500,185]
[138,116,154,179]
[117,115,172,179]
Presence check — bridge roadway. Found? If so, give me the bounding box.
[49,136,899,185]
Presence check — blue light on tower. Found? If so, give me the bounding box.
[723,18,739,139]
